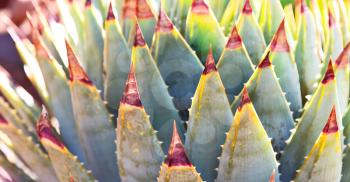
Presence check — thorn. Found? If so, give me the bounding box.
[226,25,242,50]
[156,9,173,32]
[322,60,335,84]
[202,47,217,74]
[65,40,92,85]
[322,106,338,134]
[134,22,146,47]
[270,19,290,52]
[305,95,312,101]
[106,2,116,21]
[164,121,192,167]
[258,51,272,68]
[36,107,65,149]
[238,86,251,111]
[242,0,253,14]
[191,0,209,14]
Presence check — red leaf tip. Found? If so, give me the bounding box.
[156,10,174,32]
[65,40,92,85]
[243,0,253,14]
[134,23,146,47]
[106,3,116,21]
[328,9,336,27]
[203,48,217,74]
[36,107,65,149]
[0,115,9,125]
[238,86,251,111]
[31,28,51,59]
[85,0,92,7]
[322,106,338,134]
[165,121,192,167]
[121,64,142,107]
[258,52,272,68]
[335,43,350,68]
[136,0,154,19]
[322,60,335,84]
[270,19,290,52]
[226,26,242,49]
[191,0,209,14]
[300,0,308,13]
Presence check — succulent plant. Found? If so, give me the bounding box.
[1,0,350,181]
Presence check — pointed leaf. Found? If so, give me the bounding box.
[158,122,202,182]
[82,2,104,91]
[117,65,164,181]
[132,23,185,152]
[66,42,120,182]
[220,0,245,34]
[151,9,203,120]
[269,20,302,118]
[103,5,131,112]
[217,88,279,182]
[185,50,234,181]
[217,25,254,102]
[32,29,85,161]
[294,2,322,103]
[294,107,342,182]
[36,109,95,182]
[231,52,294,154]
[236,0,267,65]
[279,61,343,182]
[185,0,226,63]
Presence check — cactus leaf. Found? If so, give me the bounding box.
[185,49,234,181]
[82,2,104,92]
[334,43,350,114]
[294,1,322,103]
[294,107,342,182]
[279,61,343,182]
[103,4,131,112]
[231,51,294,155]
[131,22,185,152]
[269,20,302,118]
[36,108,95,182]
[66,41,120,182]
[217,25,254,102]
[185,0,226,63]
[151,9,203,120]
[258,0,284,44]
[158,122,202,182]
[236,0,267,65]
[217,87,279,182]
[32,29,85,161]
[117,65,164,181]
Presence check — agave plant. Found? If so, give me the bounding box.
[1,0,350,181]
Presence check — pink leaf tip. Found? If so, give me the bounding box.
[270,19,290,52]
[65,40,92,85]
[322,106,338,134]
[136,0,154,19]
[300,0,308,13]
[238,86,251,111]
[134,22,146,47]
[36,107,65,149]
[258,51,272,68]
[106,3,116,21]
[328,9,336,27]
[0,115,8,125]
[242,0,253,14]
[226,26,242,49]
[164,121,192,167]
[120,63,142,107]
[31,28,51,60]
[322,60,335,84]
[156,10,174,32]
[191,0,209,14]
[203,48,217,74]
